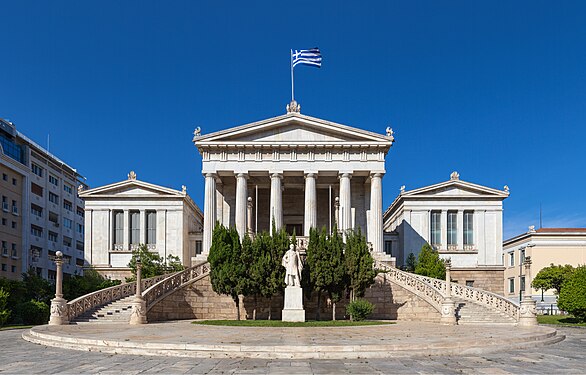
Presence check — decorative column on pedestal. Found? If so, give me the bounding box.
[247,197,253,235]
[440,259,457,325]
[519,256,538,326]
[235,173,248,239]
[129,256,147,324]
[49,251,68,325]
[270,173,283,230]
[303,173,317,236]
[369,173,384,254]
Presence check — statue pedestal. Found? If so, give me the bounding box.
[282,286,305,322]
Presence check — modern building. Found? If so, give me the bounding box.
[0,118,87,281]
[503,227,586,309]
[80,171,203,280]
[383,172,509,294]
[193,101,395,261]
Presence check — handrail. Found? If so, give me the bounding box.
[374,260,446,313]
[143,261,210,312]
[66,273,170,321]
[415,274,520,321]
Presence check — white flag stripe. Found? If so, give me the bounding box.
[292,48,322,68]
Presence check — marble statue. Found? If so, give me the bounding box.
[282,244,303,287]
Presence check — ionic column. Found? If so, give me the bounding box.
[270,173,283,231]
[303,173,317,236]
[339,173,352,231]
[202,173,217,254]
[370,173,384,253]
[235,173,248,239]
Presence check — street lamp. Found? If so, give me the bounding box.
[49,251,68,325]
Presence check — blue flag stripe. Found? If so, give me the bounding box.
[292,48,322,68]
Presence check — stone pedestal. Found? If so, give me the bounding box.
[440,297,457,325]
[518,297,538,327]
[49,297,68,325]
[129,296,147,325]
[282,286,305,322]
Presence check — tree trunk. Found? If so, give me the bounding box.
[253,295,257,320]
[349,289,354,321]
[332,301,336,321]
[316,290,321,321]
[234,295,241,321]
[268,296,272,320]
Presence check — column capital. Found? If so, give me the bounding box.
[304,172,317,179]
[339,172,352,179]
[271,172,283,179]
[370,172,384,179]
[203,172,217,178]
[236,172,248,179]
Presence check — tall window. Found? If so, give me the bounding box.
[520,249,526,264]
[146,211,156,244]
[49,192,59,204]
[463,211,474,246]
[114,211,124,245]
[509,252,515,267]
[195,240,202,255]
[130,211,140,244]
[430,211,441,246]
[384,240,393,255]
[509,278,515,293]
[31,163,43,177]
[447,211,457,246]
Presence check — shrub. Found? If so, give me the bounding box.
[0,288,10,328]
[558,265,586,322]
[346,299,374,321]
[15,300,50,325]
[414,244,445,279]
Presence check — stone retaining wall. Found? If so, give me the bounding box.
[450,267,504,295]
[147,274,441,322]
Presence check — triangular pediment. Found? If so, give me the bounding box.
[80,179,185,198]
[194,113,394,146]
[403,180,509,198]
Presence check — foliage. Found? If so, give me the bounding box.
[15,300,50,325]
[208,223,246,319]
[63,267,121,301]
[405,253,417,273]
[21,270,53,304]
[192,319,393,327]
[346,299,374,321]
[126,244,184,282]
[0,288,10,328]
[414,244,445,280]
[531,264,575,295]
[344,228,376,301]
[557,265,586,322]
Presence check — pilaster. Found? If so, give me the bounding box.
[202,173,217,254]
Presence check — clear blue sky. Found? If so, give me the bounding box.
[2,1,585,239]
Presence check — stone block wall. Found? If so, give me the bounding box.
[450,267,504,295]
[148,274,441,322]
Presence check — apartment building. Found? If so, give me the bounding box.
[0,118,87,281]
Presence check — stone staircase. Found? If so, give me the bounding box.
[455,298,517,325]
[70,296,135,324]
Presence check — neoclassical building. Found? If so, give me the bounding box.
[383,172,509,293]
[193,103,395,259]
[81,172,203,280]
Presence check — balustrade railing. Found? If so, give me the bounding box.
[415,274,520,321]
[374,260,445,313]
[143,261,210,311]
[66,273,169,321]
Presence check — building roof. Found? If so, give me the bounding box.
[535,228,586,233]
[504,227,586,246]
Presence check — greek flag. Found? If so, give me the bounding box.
[292,48,322,68]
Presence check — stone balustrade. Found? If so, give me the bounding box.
[415,274,520,322]
[143,261,210,312]
[67,273,169,321]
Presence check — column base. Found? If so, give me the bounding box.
[440,297,457,325]
[49,297,69,325]
[129,296,148,325]
[518,297,538,327]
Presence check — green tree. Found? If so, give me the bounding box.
[325,226,347,321]
[531,264,575,295]
[63,267,121,301]
[557,265,586,322]
[0,287,10,328]
[21,269,53,304]
[345,228,376,302]
[306,227,329,320]
[240,234,261,319]
[254,231,279,319]
[405,252,417,273]
[414,244,445,279]
[208,223,246,320]
[267,225,289,319]
[126,244,184,282]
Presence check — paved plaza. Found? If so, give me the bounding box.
[1,323,585,374]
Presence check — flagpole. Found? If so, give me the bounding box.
[290,49,294,101]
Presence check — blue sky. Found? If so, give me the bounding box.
[1,1,585,239]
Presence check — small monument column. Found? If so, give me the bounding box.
[129,256,147,324]
[440,259,457,325]
[282,244,305,322]
[49,251,68,325]
[519,256,538,326]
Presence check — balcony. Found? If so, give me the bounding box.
[463,244,476,251]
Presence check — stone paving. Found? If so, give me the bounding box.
[1,325,585,374]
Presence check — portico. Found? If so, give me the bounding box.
[194,106,394,257]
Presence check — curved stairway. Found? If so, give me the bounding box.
[454,299,517,325]
[70,296,135,324]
